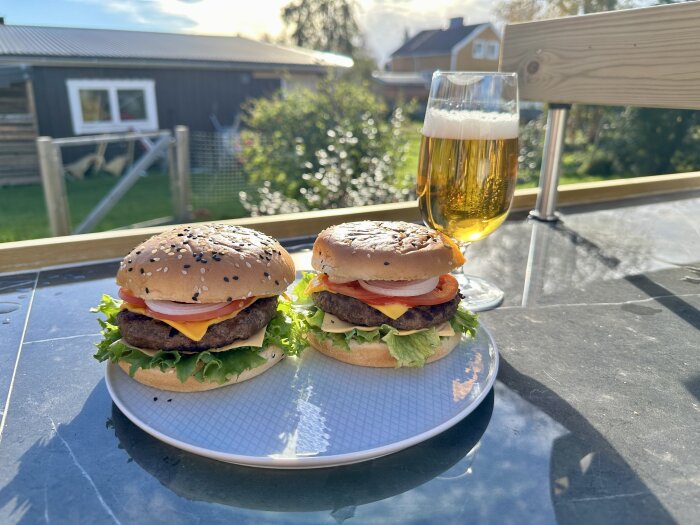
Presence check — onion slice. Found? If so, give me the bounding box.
[145,299,230,317]
[357,276,439,297]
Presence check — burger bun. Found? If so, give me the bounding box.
[117,223,295,303]
[312,221,464,281]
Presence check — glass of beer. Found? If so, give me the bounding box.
[417,71,518,311]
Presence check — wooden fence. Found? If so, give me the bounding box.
[0,80,39,185]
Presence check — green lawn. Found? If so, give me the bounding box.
[0,172,247,243]
[0,130,642,243]
[396,123,422,189]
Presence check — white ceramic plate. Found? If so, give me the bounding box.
[105,325,498,469]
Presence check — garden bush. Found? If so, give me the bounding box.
[238,79,413,215]
[577,150,619,176]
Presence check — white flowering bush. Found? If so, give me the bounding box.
[239,80,413,215]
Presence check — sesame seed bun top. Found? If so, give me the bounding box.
[311,221,464,281]
[116,223,295,303]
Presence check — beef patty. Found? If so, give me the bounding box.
[312,291,459,331]
[117,296,278,352]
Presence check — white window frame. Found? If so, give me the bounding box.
[486,41,500,60]
[66,79,158,135]
[472,40,485,59]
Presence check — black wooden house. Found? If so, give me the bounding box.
[0,24,350,184]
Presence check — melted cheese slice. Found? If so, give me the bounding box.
[305,277,330,295]
[305,277,411,320]
[368,303,410,319]
[121,299,257,342]
[119,324,268,357]
[321,313,455,337]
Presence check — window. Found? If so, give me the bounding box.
[66,79,158,134]
[117,90,148,121]
[79,89,110,122]
[472,39,500,60]
[472,40,485,59]
[487,41,500,60]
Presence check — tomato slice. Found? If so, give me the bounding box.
[118,288,146,308]
[320,274,459,306]
[145,297,256,322]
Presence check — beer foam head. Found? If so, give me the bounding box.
[423,109,518,140]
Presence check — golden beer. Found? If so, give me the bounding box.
[417,135,518,243]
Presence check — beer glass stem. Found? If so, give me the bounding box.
[452,241,506,312]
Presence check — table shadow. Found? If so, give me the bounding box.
[498,356,677,525]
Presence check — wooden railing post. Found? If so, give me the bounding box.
[36,136,71,237]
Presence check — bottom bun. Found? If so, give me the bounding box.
[307,332,461,368]
[118,346,284,392]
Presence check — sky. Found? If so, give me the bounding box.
[2,0,495,64]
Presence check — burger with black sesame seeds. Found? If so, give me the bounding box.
[292,221,478,368]
[93,223,304,392]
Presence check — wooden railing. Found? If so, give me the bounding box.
[501,2,700,110]
[2,172,699,274]
[500,1,700,220]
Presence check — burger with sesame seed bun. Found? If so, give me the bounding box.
[93,223,301,392]
[293,221,479,368]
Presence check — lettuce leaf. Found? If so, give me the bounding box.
[297,305,474,368]
[306,306,325,329]
[290,275,480,368]
[450,306,479,339]
[91,294,123,361]
[264,299,306,357]
[292,297,368,352]
[350,327,381,344]
[381,325,441,367]
[302,308,443,367]
[100,338,268,384]
[292,303,348,351]
[92,294,303,385]
[291,271,316,306]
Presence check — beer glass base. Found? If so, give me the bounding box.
[455,274,504,312]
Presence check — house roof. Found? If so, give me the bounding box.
[0,25,352,71]
[391,23,485,58]
[371,71,429,87]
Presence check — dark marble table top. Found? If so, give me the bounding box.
[1,192,698,524]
